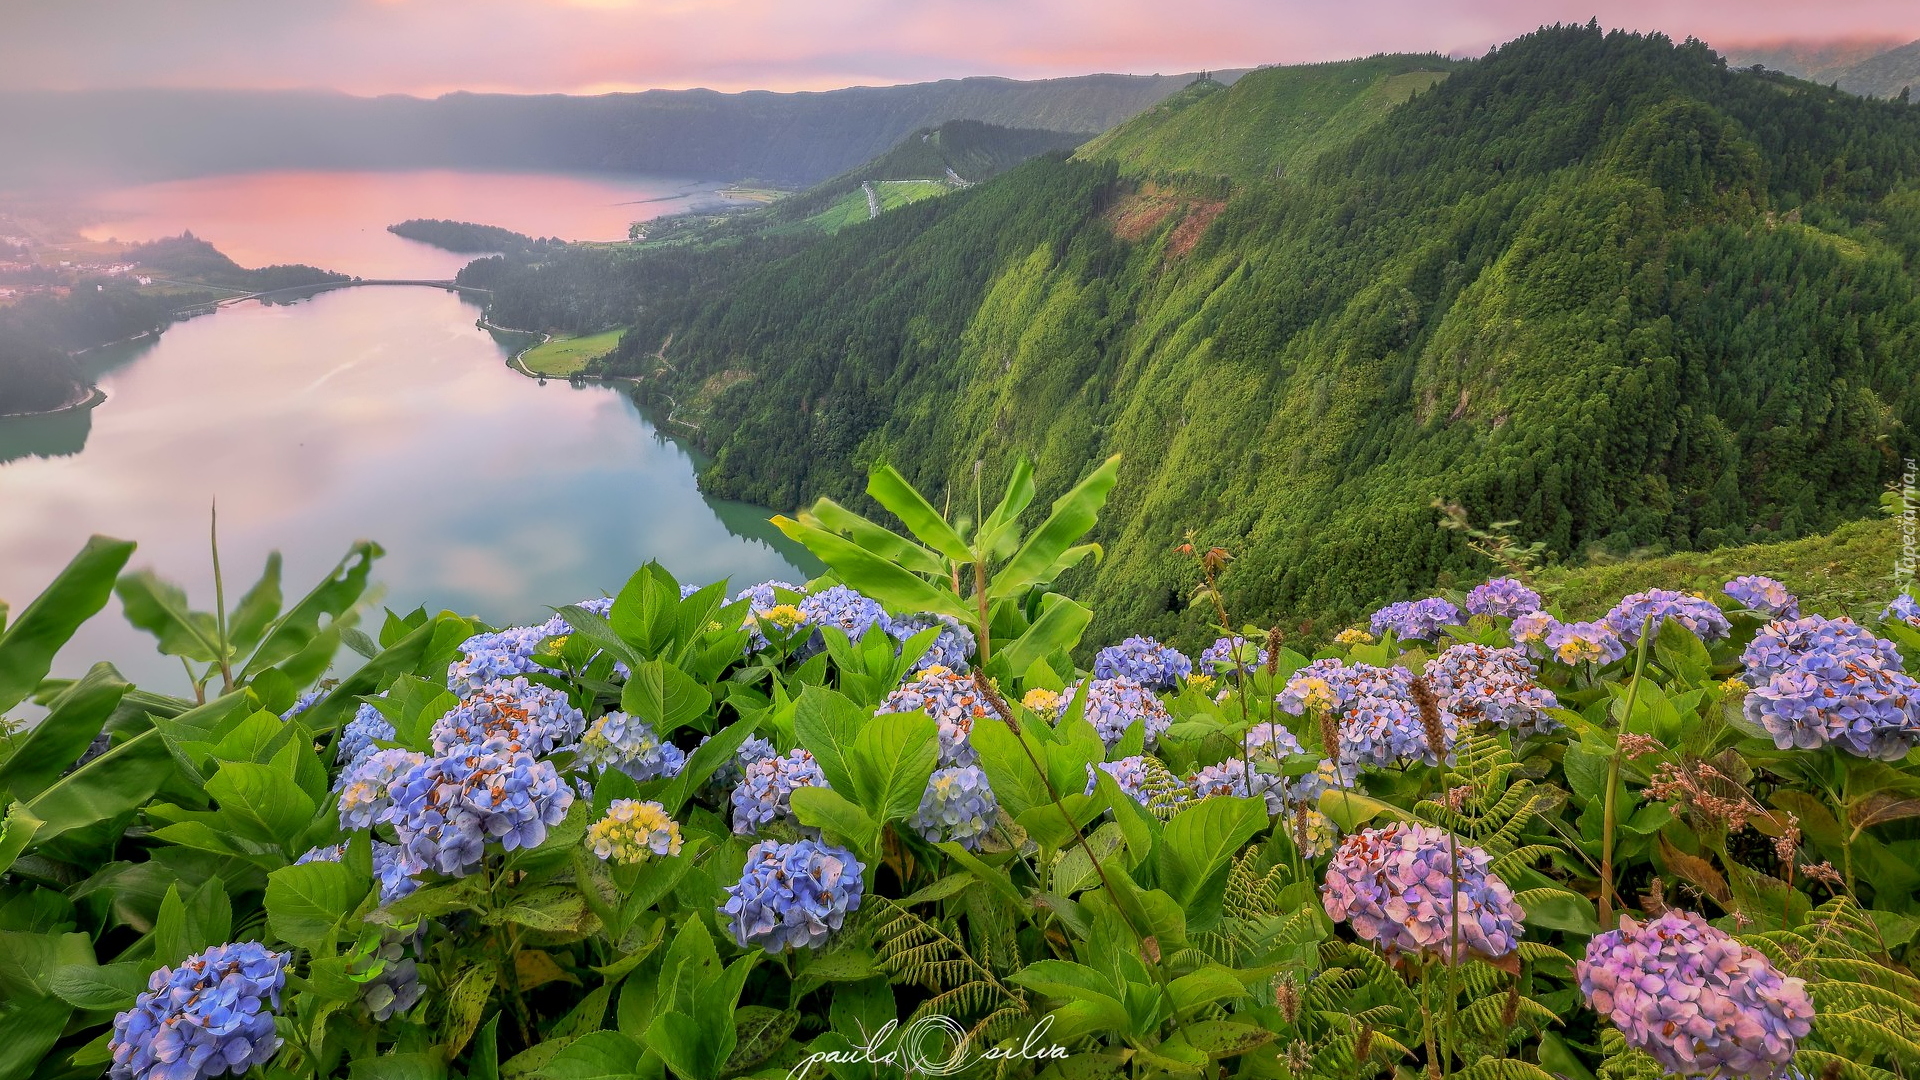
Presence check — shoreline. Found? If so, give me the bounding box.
[0,382,106,420]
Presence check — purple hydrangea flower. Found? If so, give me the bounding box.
[1545,620,1627,666]
[577,712,687,782]
[1340,692,1455,768]
[798,585,893,644]
[1368,598,1461,642]
[447,619,567,693]
[295,843,345,865]
[730,749,826,834]
[721,838,865,952]
[357,932,425,1022]
[875,667,993,767]
[1723,576,1799,619]
[1189,757,1290,814]
[888,613,978,673]
[910,765,999,849]
[429,677,585,757]
[1465,578,1543,619]
[1604,589,1731,646]
[336,699,395,768]
[1321,822,1522,962]
[1883,593,1920,628]
[110,941,288,1080]
[1423,644,1560,736]
[1508,611,1558,658]
[1199,636,1270,676]
[1093,636,1194,691]
[1277,659,1412,715]
[371,841,421,904]
[335,748,425,830]
[1056,677,1173,750]
[699,734,778,792]
[280,688,324,723]
[1740,615,1920,760]
[386,749,574,876]
[1578,910,1814,1079]
[1086,755,1188,809]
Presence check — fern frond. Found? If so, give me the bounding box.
[1454,1056,1556,1080]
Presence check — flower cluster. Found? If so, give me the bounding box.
[447,619,567,693]
[731,749,825,834]
[889,613,977,672]
[1093,636,1194,690]
[336,700,395,767]
[1465,577,1542,619]
[1604,589,1731,646]
[1199,635,1269,676]
[110,941,288,1080]
[280,688,324,722]
[1057,677,1173,750]
[1368,597,1461,641]
[386,748,574,876]
[1723,575,1799,618]
[1088,755,1189,809]
[1321,822,1522,962]
[577,712,687,781]
[1884,593,1920,628]
[798,585,893,643]
[910,765,999,849]
[733,579,807,649]
[1545,620,1626,666]
[1189,757,1290,814]
[699,734,778,792]
[875,666,993,767]
[1277,659,1411,715]
[335,748,424,830]
[1289,808,1339,859]
[1509,610,1557,656]
[1577,910,1813,1079]
[1739,615,1920,760]
[1341,691,1455,767]
[430,677,585,757]
[1333,628,1375,646]
[355,932,425,1022]
[1022,688,1062,712]
[587,799,684,864]
[1423,644,1560,736]
[721,838,865,952]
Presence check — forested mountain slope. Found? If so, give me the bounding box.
[0,71,1242,188]
[768,120,1088,223]
[500,26,1920,643]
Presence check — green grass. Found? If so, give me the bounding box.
[800,181,955,234]
[1536,516,1903,623]
[520,329,625,377]
[873,179,949,210]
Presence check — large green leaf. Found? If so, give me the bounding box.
[226,553,284,657]
[241,540,382,680]
[116,569,221,663]
[0,661,129,802]
[24,726,177,844]
[772,514,972,620]
[790,787,881,858]
[662,717,760,814]
[1157,796,1267,930]
[803,498,948,577]
[849,711,939,823]
[0,806,42,876]
[539,1031,646,1080]
[991,594,1092,682]
[265,858,370,954]
[0,535,134,715]
[990,455,1120,599]
[867,465,973,563]
[977,455,1036,558]
[792,686,867,796]
[206,760,317,849]
[620,659,712,733]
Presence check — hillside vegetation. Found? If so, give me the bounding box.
[480,26,1920,647]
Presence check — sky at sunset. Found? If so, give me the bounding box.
[4,0,1919,97]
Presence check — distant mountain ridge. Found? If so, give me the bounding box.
[0,71,1246,188]
[768,119,1089,224]
[1724,36,1920,100]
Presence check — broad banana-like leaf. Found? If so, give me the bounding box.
[991,455,1120,599]
[803,499,948,578]
[991,594,1092,682]
[0,535,135,714]
[241,540,381,680]
[977,455,1036,559]
[867,465,972,563]
[772,515,971,621]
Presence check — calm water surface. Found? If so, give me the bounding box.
[2,172,812,692]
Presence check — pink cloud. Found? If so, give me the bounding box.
[2,0,1915,96]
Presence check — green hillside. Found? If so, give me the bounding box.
[1077,55,1456,181]
[481,26,1920,646]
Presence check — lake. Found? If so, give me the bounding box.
[0,171,816,693]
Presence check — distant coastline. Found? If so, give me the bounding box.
[0,382,104,420]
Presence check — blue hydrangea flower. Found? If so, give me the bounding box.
[699,734,778,792]
[1883,593,1920,628]
[730,749,826,834]
[875,666,993,767]
[1423,644,1560,736]
[1740,615,1920,760]
[1340,692,1455,768]
[679,583,703,599]
[357,932,425,1022]
[1199,636,1269,676]
[386,749,574,876]
[447,619,567,692]
[1277,659,1413,715]
[798,585,893,644]
[577,712,687,782]
[335,748,425,830]
[732,580,807,650]
[429,677,585,757]
[1092,636,1194,691]
[721,838,865,952]
[1056,677,1173,750]
[1604,589,1731,646]
[280,689,324,723]
[1722,575,1799,619]
[336,699,395,767]
[295,843,345,865]
[1545,620,1627,666]
[1579,910,1814,1079]
[1465,578,1543,619]
[1368,598,1461,641]
[1321,822,1523,962]
[910,765,999,850]
[1508,610,1558,658]
[1189,757,1290,814]
[109,941,288,1080]
[1085,755,1189,811]
[371,841,421,904]
[888,613,978,673]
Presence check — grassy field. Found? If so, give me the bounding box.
[519,329,625,377]
[802,180,952,234]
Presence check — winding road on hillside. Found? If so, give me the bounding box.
[862,182,880,219]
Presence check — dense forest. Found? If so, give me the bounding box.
[0,71,1243,188]
[388,219,559,256]
[475,25,1920,645]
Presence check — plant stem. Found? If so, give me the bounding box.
[1598,615,1654,929]
[974,557,991,663]
[209,502,235,694]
